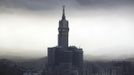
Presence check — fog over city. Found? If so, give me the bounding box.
[0,0,134,59]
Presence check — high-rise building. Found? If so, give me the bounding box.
[46,6,83,75]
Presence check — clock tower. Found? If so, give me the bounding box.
[47,6,83,75]
[58,6,69,48]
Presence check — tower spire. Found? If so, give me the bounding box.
[62,5,66,20]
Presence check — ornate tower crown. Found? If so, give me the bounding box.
[58,6,69,48]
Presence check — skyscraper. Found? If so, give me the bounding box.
[47,6,83,75]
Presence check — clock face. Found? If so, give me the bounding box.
[59,28,69,32]
[59,29,66,32]
[62,29,66,31]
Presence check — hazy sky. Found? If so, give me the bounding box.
[0,0,134,59]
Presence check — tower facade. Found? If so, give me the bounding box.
[47,6,83,75]
[58,6,69,48]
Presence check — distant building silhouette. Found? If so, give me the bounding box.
[46,6,84,75]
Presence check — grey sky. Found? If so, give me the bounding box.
[0,0,134,59]
[0,0,134,11]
